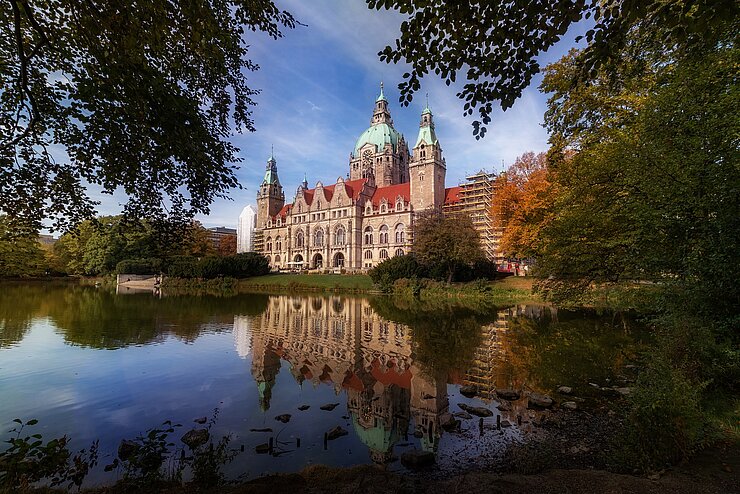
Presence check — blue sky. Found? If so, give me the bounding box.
[93,1,589,230]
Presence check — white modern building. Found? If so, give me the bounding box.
[237,205,256,253]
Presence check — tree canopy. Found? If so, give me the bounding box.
[369,0,736,138]
[1,0,296,232]
[412,212,484,283]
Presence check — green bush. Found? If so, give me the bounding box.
[166,255,199,278]
[369,254,423,292]
[165,253,269,279]
[116,258,161,275]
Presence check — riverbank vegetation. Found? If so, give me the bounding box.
[487,14,740,471]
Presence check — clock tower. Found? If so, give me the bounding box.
[349,83,409,186]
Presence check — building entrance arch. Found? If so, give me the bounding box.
[312,253,323,269]
[333,252,345,268]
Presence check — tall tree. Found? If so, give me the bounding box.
[370,0,736,137]
[1,1,296,231]
[537,24,739,321]
[491,151,555,258]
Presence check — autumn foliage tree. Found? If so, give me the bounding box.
[491,152,555,259]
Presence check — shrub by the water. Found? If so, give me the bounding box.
[164,253,269,279]
[116,258,162,275]
[165,255,199,278]
[368,254,423,292]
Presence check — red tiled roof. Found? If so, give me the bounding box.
[302,178,368,206]
[274,203,292,219]
[371,182,410,207]
[370,358,412,389]
[444,186,462,205]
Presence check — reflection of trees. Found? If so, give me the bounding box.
[499,309,646,392]
[0,282,59,347]
[370,297,496,376]
[1,283,269,349]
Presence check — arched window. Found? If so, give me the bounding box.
[365,203,372,215]
[266,236,272,251]
[364,250,373,260]
[380,249,389,260]
[380,203,387,213]
[296,231,304,248]
[395,249,404,257]
[395,224,405,243]
[396,200,403,211]
[335,227,346,246]
[276,236,282,251]
[364,226,373,245]
[379,225,389,244]
[266,255,272,263]
[275,255,281,263]
[314,228,324,247]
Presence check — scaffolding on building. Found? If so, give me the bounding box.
[443,170,502,262]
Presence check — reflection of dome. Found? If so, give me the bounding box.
[353,123,400,156]
[350,413,399,463]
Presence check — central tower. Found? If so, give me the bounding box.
[349,83,409,187]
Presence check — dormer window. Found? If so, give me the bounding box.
[396,200,403,211]
[365,204,372,215]
[267,219,272,228]
[380,203,387,213]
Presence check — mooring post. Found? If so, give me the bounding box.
[497,415,501,430]
[479,417,484,436]
[268,437,274,455]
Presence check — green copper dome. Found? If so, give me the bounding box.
[354,123,401,156]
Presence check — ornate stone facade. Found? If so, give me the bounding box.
[255,85,460,270]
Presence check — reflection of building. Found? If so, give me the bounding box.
[233,315,252,358]
[237,205,256,253]
[254,85,464,271]
[246,296,448,462]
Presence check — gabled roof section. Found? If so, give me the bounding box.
[371,182,410,207]
[444,186,462,205]
[300,178,368,206]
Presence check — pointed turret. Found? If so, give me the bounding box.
[256,149,285,229]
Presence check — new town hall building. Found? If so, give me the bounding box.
[254,85,492,271]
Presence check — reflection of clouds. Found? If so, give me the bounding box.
[233,315,252,359]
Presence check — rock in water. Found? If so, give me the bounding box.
[275,414,291,423]
[454,411,473,420]
[561,401,578,410]
[193,416,207,424]
[181,428,209,449]
[458,403,494,417]
[255,443,270,454]
[297,405,310,411]
[439,413,459,431]
[249,428,273,433]
[496,401,512,412]
[320,403,340,411]
[496,389,521,401]
[557,386,573,395]
[400,450,435,469]
[460,385,478,398]
[527,393,553,409]
[326,426,348,440]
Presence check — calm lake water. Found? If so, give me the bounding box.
[0,281,646,485]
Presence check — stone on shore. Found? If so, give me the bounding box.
[320,403,340,411]
[561,401,578,410]
[275,414,291,423]
[527,392,554,409]
[557,386,573,395]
